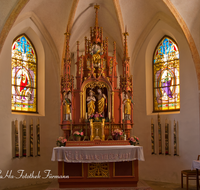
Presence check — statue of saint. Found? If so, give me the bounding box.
[87,90,96,118]
[97,88,107,116]
[63,91,71,120]
[90,44,102,68]
[123,93,132,120]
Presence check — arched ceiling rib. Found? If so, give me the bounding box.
[1,0,200,88]
[69,0,123,56]
[19,0,74,61]
[118,0,177,60]
[163,0,200,89]
[0,0,29,54]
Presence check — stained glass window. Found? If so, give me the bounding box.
[11,35,37,112]
[153,37,180,112]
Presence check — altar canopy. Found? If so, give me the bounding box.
[51,146,145,163]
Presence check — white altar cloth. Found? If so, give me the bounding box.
[51,145,145,163]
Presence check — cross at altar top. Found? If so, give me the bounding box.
[90,4,103,44]
[94,4,100,27]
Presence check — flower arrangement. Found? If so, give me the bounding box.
[129,136,139,146]
[73,129,84,137]
[112,129,123,140]
[89,112,103,122]
[56,137,67,147]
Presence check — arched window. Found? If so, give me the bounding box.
[153,36,180,112]
[11,35,37,113]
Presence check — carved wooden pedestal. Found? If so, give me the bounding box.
[58,160,138,188]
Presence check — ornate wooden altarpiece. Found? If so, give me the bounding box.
[57,6,138,188]
[60,5,133,141]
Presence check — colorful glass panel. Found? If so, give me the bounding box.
[11,35,37,112]
[153,37,180,111]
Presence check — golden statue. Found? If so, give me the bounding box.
[123,93,132,120]
[91,44,102,67]
[63,91,71,120]
[93,50,101,66]
[87,90,96,117]
[97,88,107,116]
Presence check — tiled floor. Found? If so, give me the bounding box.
[3,180,197,190]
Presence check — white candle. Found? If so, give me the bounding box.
[86,113,87,119]
[109,112,111,120]
[70,113,72,120]
[122,113,124,120]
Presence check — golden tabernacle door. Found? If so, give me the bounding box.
[90,119,105,141]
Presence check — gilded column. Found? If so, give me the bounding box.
[80,92,83,121]
[112,92,114,122]
[90,119,94,141]
[102,119,105,141]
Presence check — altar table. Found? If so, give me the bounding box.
[191,160,200,190]
[51,145,144,188]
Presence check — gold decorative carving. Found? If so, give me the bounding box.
[84,81,109,90]
[90,119,105,141]
[88,163,109,178]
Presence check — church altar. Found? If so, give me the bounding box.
[51,145,144,163]
[52,146,144,188]
[54,4,143,188]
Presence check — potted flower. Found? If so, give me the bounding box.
[73,129,84,141]
[129,136,139,146]
[56,137,67,147]
[112,129,123,140]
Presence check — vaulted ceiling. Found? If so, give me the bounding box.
[0,0,200,66]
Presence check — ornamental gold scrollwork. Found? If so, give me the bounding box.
[85,82,109,90]
[88,163,109,178]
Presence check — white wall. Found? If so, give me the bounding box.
[0,16,61,189]
[132,19,199,183]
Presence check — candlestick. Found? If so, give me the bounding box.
[83,119,89,141]
[123,119,125,139]
[151,118,153,124]
[68,120,74,141]
[107,118,113,140]
[86,113,87,119]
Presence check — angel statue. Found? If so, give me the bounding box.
[87,90,96,118]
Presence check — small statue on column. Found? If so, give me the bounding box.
[63,91,71,121]
[123,93,132,120]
